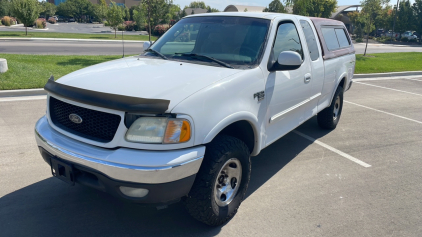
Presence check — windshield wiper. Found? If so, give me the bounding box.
[145,48,167,60]
[175,53,234,69]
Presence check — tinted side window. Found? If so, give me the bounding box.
[300,20,319,61]
[321,28,339,51]
[335,28,350,48]
[273,22,303,61]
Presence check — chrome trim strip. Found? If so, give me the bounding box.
[310,92,321,101]
[270,93,321,123]
[36,129,202,172]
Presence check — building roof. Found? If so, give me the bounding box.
[183,8,208,16]
[330,5,361,18]
[223,5,266,12]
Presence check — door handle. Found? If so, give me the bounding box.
[304,73,311,83]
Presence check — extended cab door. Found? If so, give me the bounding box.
[264,19,313,146]
[298,18,325,119]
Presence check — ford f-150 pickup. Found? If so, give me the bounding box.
[35,12,355,226]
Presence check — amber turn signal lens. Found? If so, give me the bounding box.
[164,119,191,143]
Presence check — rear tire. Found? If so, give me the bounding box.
[317,86,344,129]
[183,135,251,226]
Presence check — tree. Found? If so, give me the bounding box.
[142,0,173,41]
[414,0,422,43]
[0,0,12,18]
[11,0,40,35]
[375,5,393,33]
[348,11,367,38]
[263,0,286,13]
[106,1,123,38]
[360,0,388,56]
[39,1,57,20]
[93,0,108,22]
[285,0,336,18]
[132,4,145,30]
[396,0,414,37]
[188,1,206,9]
[123,6,130,21]
[56,0,94,22]
[206,6,219,12]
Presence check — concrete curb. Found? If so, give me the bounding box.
[0,37,146,43]
[0,88,46,97]
[354,71,422,79]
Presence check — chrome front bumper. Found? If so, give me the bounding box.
[35,116,205,184]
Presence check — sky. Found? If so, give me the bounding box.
[175,0,363,11]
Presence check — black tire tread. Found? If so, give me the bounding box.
[183,135,251,226]
[317,86,344,129]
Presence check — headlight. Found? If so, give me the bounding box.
[125,117,191,144]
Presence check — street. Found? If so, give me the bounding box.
[1,40,422,55]
[1,76,421,236]
[0,40,143,55]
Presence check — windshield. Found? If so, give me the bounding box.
[146,16,271,69]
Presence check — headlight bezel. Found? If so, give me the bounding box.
[124,113,192,144]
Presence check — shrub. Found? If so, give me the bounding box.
[124,21,135,31]
[117,24,125,31]
[103,20,110,26]
[153,24,169,36]
[1,16,13,26]
[35,18,46,29]
[400,37,409,42]
[48,17,56,24]
[356,38,363,43]
[409,38,417,43]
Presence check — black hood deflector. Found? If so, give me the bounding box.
[44,77,169,114]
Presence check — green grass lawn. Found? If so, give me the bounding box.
[355,52,422,74]
[0,31,156,41]
[1,52,421,90]
[0,54,122,90]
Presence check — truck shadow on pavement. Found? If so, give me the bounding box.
[0,117,331,236]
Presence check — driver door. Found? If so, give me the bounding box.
[264,20,313,146]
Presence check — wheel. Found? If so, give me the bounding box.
[183,135,251,226]
[317,86,344,129]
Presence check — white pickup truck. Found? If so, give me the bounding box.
[35,12,355,226]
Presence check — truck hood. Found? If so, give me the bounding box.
[56,56,241,112]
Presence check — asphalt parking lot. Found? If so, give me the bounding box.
[1,76,421,236]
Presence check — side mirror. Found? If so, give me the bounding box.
[277,51,302,67]
[143,41,151,51]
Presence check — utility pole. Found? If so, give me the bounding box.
[146,0,151,42]
[391,0,400,42]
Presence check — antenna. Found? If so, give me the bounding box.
[122,30,125,58]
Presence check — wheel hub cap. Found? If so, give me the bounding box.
[333,96,340,120]
[214,158,242,207]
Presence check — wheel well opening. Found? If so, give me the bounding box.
[218,121,255,153]
[339,78,346,90]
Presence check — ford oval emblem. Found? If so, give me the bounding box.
[69,114,83,124]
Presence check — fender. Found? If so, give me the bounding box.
[328,72,348,107]
[203,111,262,156]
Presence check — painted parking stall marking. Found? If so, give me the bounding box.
[293,130,372,168]
[355,82,422,97]
[345,100,422,125]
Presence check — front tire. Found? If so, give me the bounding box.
[184,135,251,226]
[317,86,344,129]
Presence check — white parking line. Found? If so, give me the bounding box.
[345,100,422,125]
[293,130,371,168]
[354,77,422,82]
[0,95,47,102]
[355,82,422,97]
